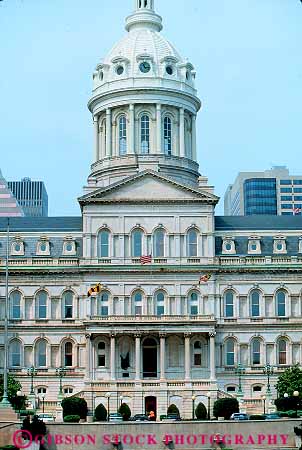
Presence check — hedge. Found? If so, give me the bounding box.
[61,397,88,420]
[63,415,81,423]
[94,403,107,421]
[195,402,207,420]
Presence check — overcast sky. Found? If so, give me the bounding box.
[0,0,301,216]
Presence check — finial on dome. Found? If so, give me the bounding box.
[126,0,162,32]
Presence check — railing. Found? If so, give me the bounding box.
[0,258,79,267]
[89,314,215,322]
[219,255,302,266]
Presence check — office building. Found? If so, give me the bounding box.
[8,178,48,217]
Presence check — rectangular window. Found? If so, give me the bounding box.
[226,352,234,366]
[253,351,260,365]
[294,196,302,201]
[65,354,72,366]
[281,196,292,201]
[293,180,302,185]
[251,301,259,317]
[12,301,21,320]
[101,306,108,317]
[39,353,46,367]
[190,305,198,315]
[280,180,292,185]
[294,188,302,193]
[135,306,142,315]
[280,188,292,193]
[65,305,73,319]
[157,306,164,316]
[194,354,201,366]
[98,355,105,367]
[281,204,292,209]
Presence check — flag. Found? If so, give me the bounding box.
[140,255,152,265]
[199,274,211,284]
[293,208,301,216]
[87,283,102,297]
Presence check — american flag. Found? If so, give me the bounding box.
[293,208,301,216]
[199,274,211,284]
[140,255,152,265]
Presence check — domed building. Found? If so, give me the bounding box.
[1,0,302,421]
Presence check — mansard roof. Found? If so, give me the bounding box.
[0,217,82,232]
[215,215,302,231]
[79,170,219,205]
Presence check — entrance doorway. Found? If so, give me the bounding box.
[145,396,157,418]
[143,338,157,378]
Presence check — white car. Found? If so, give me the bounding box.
[37,413,55,422]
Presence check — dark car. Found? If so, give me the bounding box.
[166,413,181,421]
[265,413,281,420]
[130,414,149,421]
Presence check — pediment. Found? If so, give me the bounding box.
[79,171,219,205]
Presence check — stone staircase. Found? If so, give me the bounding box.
[0,406,18,421]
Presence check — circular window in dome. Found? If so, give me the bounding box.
[139,61,151,73]
[116,65,124,75]
[99,71,104,81]
[186,70,191,80]
[166,65,173,75]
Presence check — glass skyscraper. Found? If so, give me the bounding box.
[8,178,48,217]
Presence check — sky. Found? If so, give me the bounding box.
[0,0,301,216]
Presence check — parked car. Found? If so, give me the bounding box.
[37,413,55,422]
[108,413,123,422]
[130,414,149,421]
[230,413,249,421]
[166,413,181,421]
[265,413,281,420]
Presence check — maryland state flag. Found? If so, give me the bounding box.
[87,283,102,297]
[199,274,211,285]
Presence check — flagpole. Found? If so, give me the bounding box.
[1,218,10,406]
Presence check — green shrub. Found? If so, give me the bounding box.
[94,403,107,421]
[63,415,81,423]
[1,446,20,450]
[160,415,167,420]
[167,404,180,416]
[195,402,207,420]
[278,412,288,417]
[213,398,239,420]
[275,396,298,411]
[249,414,265,420]
[118,403,131,421]
[61,397,88,420]
[286,409,298,418]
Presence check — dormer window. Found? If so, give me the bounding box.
[273,236,287,254]
[11,239,24,256]
[63,238,76,256]
[166,66,173,75]
[248,236,261,255]
[222,237,236,255]
[116,65,124,75]
[36,238,50,256]
[139,61,151,73]
[137,54,153,75]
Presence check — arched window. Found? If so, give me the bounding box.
[10,291,21,319]
[36,340,47,367]
[141,115,150,154]
[36,291,47,319]
[276,291,286,317]
[193,341,202,366]
[10,340,21,367]
[133,291,143,316]
[278,339,287,365]
[225,339,235,366]
[225,291,234,317]
[251,339,261,365]
[98,230,110,258]
[164,116,172,155]
[153,229,165,257]
[97,342,106,367]
[63,291,73,319]
[64,342,73,367]
[98,292,109,317]
[189,292,198,315]
[187,229,198,257]
[250,290,260,317]
[119,115,127,155]
[132,229,143,257]
[156,291,165,316]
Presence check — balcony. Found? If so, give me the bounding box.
[87,314,215,324]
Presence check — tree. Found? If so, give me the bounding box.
[118,403,131,421]
[195,402,207,420]
[276,364,302,398]
[61,397,88,420]
[213,398,239,420]
[167,404,180,416]
[94,403,107,421]
[0,374,22,408]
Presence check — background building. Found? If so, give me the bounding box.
[0,1,302,420]
[0,169,24,217]
[8,178,48,217]
[224,166,302,216]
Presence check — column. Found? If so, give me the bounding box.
[128,104,135,154]
[156,103,162,154]
[184,333,191,380]
[112,120,117,157]
[85,334,91,379]
[135,334,141,380]
[179,107,185,157]
[160,333,166,380]
[106,108,112,157]
[191,114,197,161]
[93,115,99,162]
[209,332,216,380]
[110,334,116,380]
